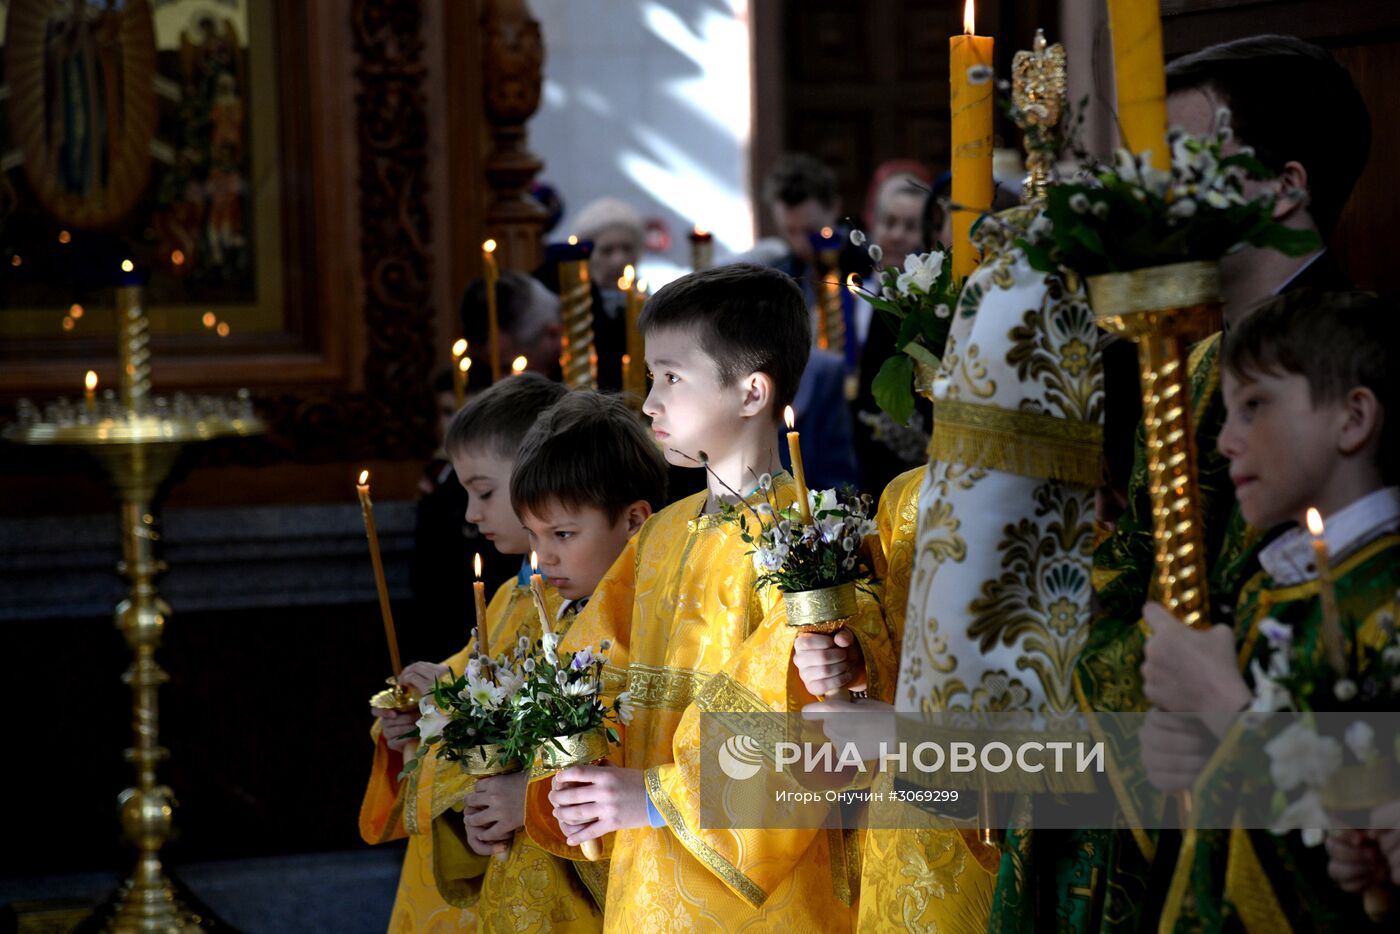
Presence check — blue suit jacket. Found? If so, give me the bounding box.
[779,349,859,492]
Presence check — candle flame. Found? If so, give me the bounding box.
[121,259,135,273]
[567,235,579,246]
[622,353,632,367]
[530,550,539,571]
[451,338,468,357]
[358,469,370,486]
[618,263,636,290]
[474,553,483,578]
[85,370,97,391]
[784,405,795,430]
[820,226,834,239]
[216,321,231,337]
[1306,507,1325,537]
[693,225,708,237]
[512,355,528,374]
[845,272,862,294]
[963,0,974,34]
[483,239,497,254]
[459,356,472,373]
[637,278,648,293]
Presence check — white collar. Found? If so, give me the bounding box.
[1258,487,1400,585]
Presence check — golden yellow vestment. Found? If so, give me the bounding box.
[524,476,897,932]
[361,578,601,932]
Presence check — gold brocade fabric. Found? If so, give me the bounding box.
[523,476,897,932]
[360,579,601,932]
[871,466,925,648]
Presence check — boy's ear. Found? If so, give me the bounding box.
[1271,160,1311,224]
[1337,386,1382,458]
[737,370,775,419]
[622,499,652,535]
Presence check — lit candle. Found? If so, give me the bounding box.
[689,225,714,271]
[784,405,812,524]
[529,551,553,637]
[1106,0,1169,171]
[620,265,648,403]
[483,239,502,383]
[621,353,632,395]
[84,370,97,414]
[356,471,404,678]
[950,0,994,280]
[473,553,489,658]
[1306,508,1347,676]
[511,355,528,375]
[451,338,468,408]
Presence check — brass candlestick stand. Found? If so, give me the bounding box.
[558,252,597,391]
[4,281,263,932]
[1087,262,1221,630]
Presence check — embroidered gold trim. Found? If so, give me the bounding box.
[930,399,1103,485]
[645,766,768,909]
[628,663,710,710]
[572,858,610,912]
[1072,671,1155,862]
[602,664,630,696]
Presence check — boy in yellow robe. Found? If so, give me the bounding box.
[360,373,567,931]
[524,264,896,932]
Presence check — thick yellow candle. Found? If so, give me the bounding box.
[483,240,502,383]
[620,265,648,403]
[450,338,468,408]
[1306,508,1347,675]
[357,470,403,677]
[1106,0,1169,171]
[950,0,994,281]
[689,226,713,271]
[84,370,97,414]
[529,551,552,637]
[784,405,812,524]
[473,553,489,658]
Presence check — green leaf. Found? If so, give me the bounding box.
[902,341,941,370]
[871,354,916,425]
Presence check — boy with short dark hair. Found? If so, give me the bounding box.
[359,372,577,930]
[1138,290,1400,928]
[523,264,894,931]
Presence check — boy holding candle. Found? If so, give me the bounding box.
[523,263,895,931]
[1133,290,1400,928]
[360,372,573,931]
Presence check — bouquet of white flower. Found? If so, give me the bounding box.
[844,234,963,425]
[1016,106,1319,277]
[401,632,531,777]
[513,634,633,762]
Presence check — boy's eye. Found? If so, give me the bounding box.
[665,372,679,385]
[555,531,574,541]
[476,489,492,501]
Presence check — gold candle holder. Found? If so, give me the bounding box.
[782,582,857,634]
[557,240,597,390]
[1011,29,1067,202]
[1087,260,1222,630]
[4,279,264,931]
[811,227,845,354]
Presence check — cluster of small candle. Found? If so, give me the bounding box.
[13,388,257,427]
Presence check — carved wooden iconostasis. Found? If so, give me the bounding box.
[0,0,546,515]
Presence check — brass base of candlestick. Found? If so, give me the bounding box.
[368,678,421,714]
[783,582,858,634]
[4,411,262,934]
[1088,261,1222,630]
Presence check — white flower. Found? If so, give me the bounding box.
[1091,200,1110,219]
[496,667,525,699]
[1270,790,1329,847]
[563,678,599,696]
[757,472,773,492]
[1345,721,1376,763]
[754,546,787,573]
[616,690,635,725]
[849,228,867,246]
[542,631,562,666]
[416,699,449,741]
[1383,645,1400,666]
[523,657,536,674]
[1333,678,1358,702]
[1259,618,1291,647]
[600,639,612,651]
[934,303,951,319]
[809,488,840,518]
[1068,192,1091,214]
[466,671,506,709]
[1264,721,1341,791]
[1026,212,1053,241]
[882,286,898,301]
[571,646,596,670]
[1248,660,1293,713]
[868,244,884,264]
[895,251,944,295]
